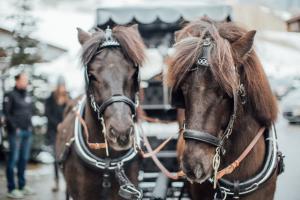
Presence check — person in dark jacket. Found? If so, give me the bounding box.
[45,76,69,192]
[3,72,34,199]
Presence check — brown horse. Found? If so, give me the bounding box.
[167,18,282,199]
[56,25,145,200]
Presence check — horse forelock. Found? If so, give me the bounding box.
[81,26,145,67]
[167,18,278,126]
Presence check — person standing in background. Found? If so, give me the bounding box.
[45,76,69,192]
[3,72,34,199]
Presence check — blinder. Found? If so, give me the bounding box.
[171,87,185,108]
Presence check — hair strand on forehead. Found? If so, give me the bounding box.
[167,17,278,126]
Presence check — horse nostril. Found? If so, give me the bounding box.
[182,163,195,179]
[194,164,203,180]
[110,127,118,138]
[117,134,129,146]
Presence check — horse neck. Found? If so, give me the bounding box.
[220,109,266,181]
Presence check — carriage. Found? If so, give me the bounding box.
[95,2,233,199]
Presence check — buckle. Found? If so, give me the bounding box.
[277,151,285,175]
[119,184,143,200]
[102,172,111,188]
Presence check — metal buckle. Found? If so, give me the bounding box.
[203,38,212,46]
[119,184,143,200]
[102,172,111,188]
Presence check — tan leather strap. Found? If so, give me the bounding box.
[140,135,173,158]
[73,111,107,150]
[216,127,266,180]
[139,123,185,180]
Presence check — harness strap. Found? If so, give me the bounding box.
[139,123,185,180]
[140,135,173,158]
[216,127,265,180]
[183,129,221,147]
[115,166,143,200]
[57,137,75,166]
[73,110,107,150]
[233,180,240,199]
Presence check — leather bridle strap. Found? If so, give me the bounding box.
[216,127,266,180]
[98,95,136,116]
[138,123,185,180]
[73,109,107,150]
[90,94,136,118]
[183,129,221,147]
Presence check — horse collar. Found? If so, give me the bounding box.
[213,125,283,198]
[73,96,138,170]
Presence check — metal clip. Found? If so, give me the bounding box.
[119,184,143,200]
[238,84,247,105]
[203,37,212,46]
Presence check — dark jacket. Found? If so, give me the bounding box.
[3,87,33,132]
[45,92,66,144]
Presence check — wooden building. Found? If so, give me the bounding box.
[287,15,300,32]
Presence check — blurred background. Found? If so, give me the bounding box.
[0,0,300,199]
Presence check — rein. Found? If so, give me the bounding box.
[216,127,265,180]
[137,117,266,183]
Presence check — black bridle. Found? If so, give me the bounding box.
[178,37,244,189]
[81,27,142,199]
[181,37,240,150]
[84,27,139,123]
[174,36,283,199]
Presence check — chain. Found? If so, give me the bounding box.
[213,147,221,189]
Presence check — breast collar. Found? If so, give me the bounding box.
[74,96,138,170]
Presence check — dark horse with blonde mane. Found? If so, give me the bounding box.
[56,25,145,200]
[168,18,284,199]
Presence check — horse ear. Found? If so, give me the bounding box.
[77,27,91,45]
[174,31,181,42]
[232,30,256,60]
[130,24,139,31]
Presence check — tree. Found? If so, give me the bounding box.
[8,0,42,68]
